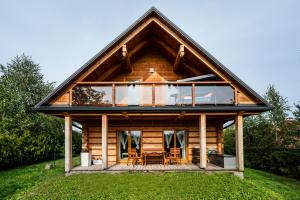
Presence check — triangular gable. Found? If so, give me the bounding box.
[35,7,270,108]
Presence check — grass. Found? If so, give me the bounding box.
[0,157,299,200]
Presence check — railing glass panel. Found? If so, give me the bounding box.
[195,86,234,104]
[115,84,152,106]
[72,85,112,105]
[155,84,177,105]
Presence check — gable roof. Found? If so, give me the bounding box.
[35,7,270,108]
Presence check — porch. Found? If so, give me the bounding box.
[63,112,244,173]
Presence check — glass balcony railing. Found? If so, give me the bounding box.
[72,83,235,106]
[72,86,113,105]
[195,86,234,105]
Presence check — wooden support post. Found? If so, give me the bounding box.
[102,115,108,169]
[235,114,244,171]
[64,115,72,172]
[199,113,206,169]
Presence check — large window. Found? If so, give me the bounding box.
[163,130,187,159]
[118,130,142,160]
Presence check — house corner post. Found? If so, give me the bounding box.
[102,114,108,169]
[64,114,72,173]
[235,114,244,172]
[199,113,207,169]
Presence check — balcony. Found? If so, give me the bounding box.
[72,82,235,106]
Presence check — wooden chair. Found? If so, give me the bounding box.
[127,148,136,165]
[169,148,181,164]
[134,152,144,165]
[164,152,171,166]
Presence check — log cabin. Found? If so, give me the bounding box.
[34,7,271,175]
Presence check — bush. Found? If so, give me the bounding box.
[245,148,300,179]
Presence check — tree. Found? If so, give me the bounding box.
[0,55,69,168]
[264,85,290,146]
[293,102,300,122]
[0,54,54,133]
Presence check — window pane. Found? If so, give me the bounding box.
[176,130,187,159]
[164,130,175,154]
[72,86,112,105]
[118,131,129,160]
[130,130,141,156]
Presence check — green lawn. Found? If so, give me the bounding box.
[1,157,300,200]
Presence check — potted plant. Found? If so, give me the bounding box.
[80,148,91,167]
[92,158,103,165]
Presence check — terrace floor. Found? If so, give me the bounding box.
[71,163,237,172]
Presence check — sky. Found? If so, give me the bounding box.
[0,0,299,107]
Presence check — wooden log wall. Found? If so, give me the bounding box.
[84,120,223,167]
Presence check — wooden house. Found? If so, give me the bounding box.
[35,7,270,174]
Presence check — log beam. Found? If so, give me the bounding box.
[199,113,206,169]
[175,111,185,121]
[122,44,132,73]
[235,114,244,171]
[102,114,108,169]
[64,114,72,172]
[174,45,185,71]
[121,112,130,119]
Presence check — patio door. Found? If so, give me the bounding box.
[118,130,142,161]
[163,130,187,160]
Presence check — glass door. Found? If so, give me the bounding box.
[118,131,129,160]
[163,129,187,160]
[130,130,142,156]
[118,130,142,160]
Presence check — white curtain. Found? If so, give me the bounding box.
[164,130,174,149]
[120,133,128,150]
[176,130,186,158]
[132,131,140,150]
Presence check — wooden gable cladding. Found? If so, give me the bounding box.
[50,91,70,105]
[39,8,269,107]
[237,91,259,104]
[109,45,185,82]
